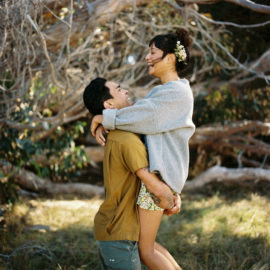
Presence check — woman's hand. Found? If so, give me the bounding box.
[91,115,103,136]
[95,125,109,146]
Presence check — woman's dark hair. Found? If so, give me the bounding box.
[149,28,192,74]
[83,77,112,115]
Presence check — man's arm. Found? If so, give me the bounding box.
[136,167,174,210]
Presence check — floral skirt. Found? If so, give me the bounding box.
[137,182,164,211]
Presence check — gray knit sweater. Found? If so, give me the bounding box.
[102,79,195,193]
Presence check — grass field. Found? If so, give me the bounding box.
[0,184,269,270]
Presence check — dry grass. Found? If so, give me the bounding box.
[0,186,269,270]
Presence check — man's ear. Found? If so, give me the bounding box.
[104,100,115,109]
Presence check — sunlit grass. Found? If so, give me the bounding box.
[26,198,102,230]
[0,197,103,270]
[158,191,270,270]
[0,187,269,270]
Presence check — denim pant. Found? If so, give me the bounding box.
[97,240,141,270]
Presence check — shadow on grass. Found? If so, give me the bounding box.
[158,186,270,270]
[159,210,270,270]
[1,185,270,270]
[0,226,100,270]
[160,228,270,270]
[185,180,270,203]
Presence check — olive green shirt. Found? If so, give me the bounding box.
[94,130,148,241]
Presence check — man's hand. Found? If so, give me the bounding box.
[91,115,103,136]
[136,168,174,209]
[95,125,109,146]
[163,194,181,216]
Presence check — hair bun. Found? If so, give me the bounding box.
[175,28,192,48]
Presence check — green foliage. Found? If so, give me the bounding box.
[194,87,270,126]
[0,173,18,204]
[0,121,88,204]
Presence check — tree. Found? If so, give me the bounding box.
[0,0,269,197]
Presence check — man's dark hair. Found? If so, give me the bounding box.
[83,77,112,115]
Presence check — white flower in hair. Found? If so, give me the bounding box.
[175,41,187,62]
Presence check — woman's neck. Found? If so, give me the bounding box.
[159,71,179,84]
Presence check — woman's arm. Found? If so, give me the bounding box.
[102,83,194,135]
[91,115,103,136]
[90,82,194,145]
[90,97,157,137]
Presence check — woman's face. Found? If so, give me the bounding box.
[145,43,165,77]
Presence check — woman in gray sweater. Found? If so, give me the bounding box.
[91,29,195,270]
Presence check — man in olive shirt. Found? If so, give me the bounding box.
[95,129,148,269]
[94,129,148,242]
[83,78,179,269]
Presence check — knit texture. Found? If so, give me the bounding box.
[102,79,195,193]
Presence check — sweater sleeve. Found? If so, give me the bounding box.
[102,81,195,135]
[102,97,159,134]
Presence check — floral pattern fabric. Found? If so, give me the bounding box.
[137,182,164,211]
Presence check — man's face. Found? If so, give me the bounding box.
[104,81,132,109]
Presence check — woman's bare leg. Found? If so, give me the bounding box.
[154,242,182,270]
[138,207,180,270]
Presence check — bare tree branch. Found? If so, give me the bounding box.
[1,0,269,191]
[226,0,270,14]
[173,0,270,14]
[184,165,270,190]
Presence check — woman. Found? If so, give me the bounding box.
[91,29,195,270]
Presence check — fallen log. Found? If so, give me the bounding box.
[31,146,104,166]
[84,146,104,163]
[1,162,104,197]
[190,120,270,147]
[2,158,270,196]
[189,120,270,167]
[184,165,270,190]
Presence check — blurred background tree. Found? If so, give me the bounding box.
[0,0,270,202]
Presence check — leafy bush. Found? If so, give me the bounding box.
[0,121,89,204]
[193,87,270,126]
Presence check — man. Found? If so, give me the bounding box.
[83,77,180,270]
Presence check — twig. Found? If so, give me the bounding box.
[190,9,270,28]
[26,15,64,89]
